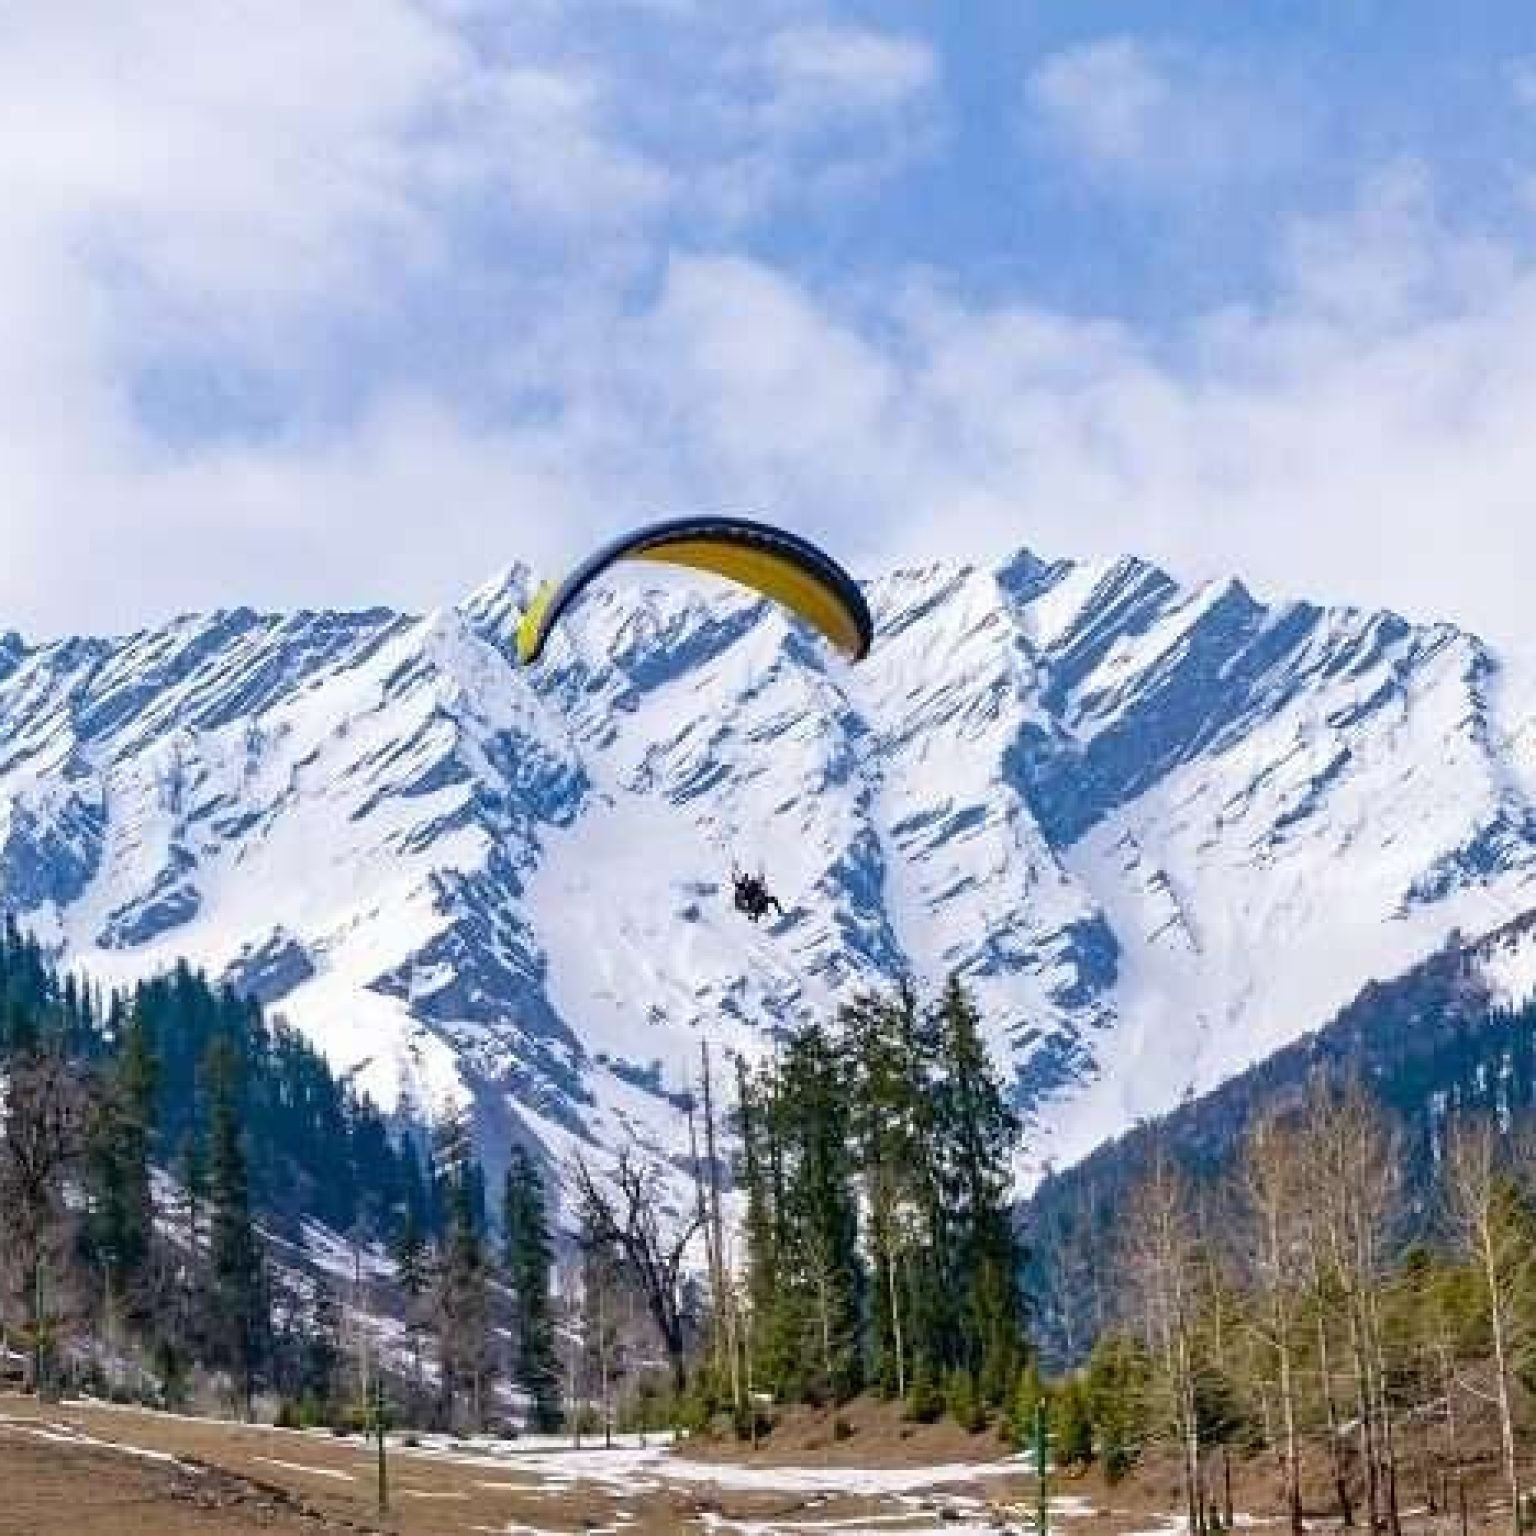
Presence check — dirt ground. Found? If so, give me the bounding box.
[0,1424,325,1535]
[0,1393,1037,1535]
[683,1392,1021,1467]
[2,1390,1520,1536]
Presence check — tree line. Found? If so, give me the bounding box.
[0,913,1040,1445]
[1026,933,1536,1363]
[575,977,1033,1441]
[26,892,1536,1536]
[0,916,607,1436]
[1029,1071,1536,1536]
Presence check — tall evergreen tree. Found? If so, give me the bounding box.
[932,975,1026,1404]
[86,1005,158,1329]
[204,1034,266,1415]
[398,1135,430,1236]
[390,1200,433,1419]
[504,1145,562,1432]
[738,978,1030,1427]
[301,1277,343,1412]
[737,1056,784,1399]
[779,1023,865,1404]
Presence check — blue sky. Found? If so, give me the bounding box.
[5,2,1536,645]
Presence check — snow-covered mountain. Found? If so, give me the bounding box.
[5,548,1536,1188]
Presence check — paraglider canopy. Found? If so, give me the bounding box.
[515,514,873,666]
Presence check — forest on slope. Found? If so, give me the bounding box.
[0,915,542,1428]
[0,915,1033,1444]
[14,904,1536,1536]
[1024,914,1536,1365]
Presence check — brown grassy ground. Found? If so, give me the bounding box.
[2,1389,1525,1536]
[0,1393,1031,1534]
[0,1424,330,1535]
[682,1392,1022,1467]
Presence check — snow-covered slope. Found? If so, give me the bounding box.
[5,548,1536,1187]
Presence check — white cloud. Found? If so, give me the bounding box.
[6,3,1536,666]
[12,138,1536,653]
[1023,35,1318,196]
[1274,160,1520,332]
[760,24,936,121]
[1025,37,1170,174]
[458,173,1536,652]
[0,1,675,633]
[40,5,666,304]
[664,21,941,228]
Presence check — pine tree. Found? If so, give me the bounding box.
[947,1365,986,1433]
[905,1351,945,1424]
[737,1055,780,1401]
[1052,1375,1094,1468]
[779,1023,864,1404]
[87,1005,158,1329]
[888,985,952,1398]
[932,975,1026,1404]
[5,995,38,1054]
[741,1057,807,1401]
[504,1145,562,1432]
[1084,1333,1153,1484]
[1010,1358,1048,1448]
[179,1130,208,1246]
[302,1278,343,1415]
[392,1206,433,1296]
[204,1034,265,1416]
[844,986,923,1399]
[398,1135,430,1237]
[391,1201,433,1421]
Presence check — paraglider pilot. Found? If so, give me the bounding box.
[732,867,784,923]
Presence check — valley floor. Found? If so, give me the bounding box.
[0,1393,1515,1536]
[0,1394,1042,1534]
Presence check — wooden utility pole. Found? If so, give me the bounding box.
[372,1375,389,1515]
[1035,1396,1050,1536]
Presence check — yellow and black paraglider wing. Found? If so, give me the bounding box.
[515,515,873,665]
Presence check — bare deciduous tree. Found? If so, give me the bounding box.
[1244,1112,1308,1536]
[1124,1143,1205,1536]
[1302,1078,1403,1535]
[574,1149,703,1396]
[0,1051,94,1398]
[1445,1115,1536,1536]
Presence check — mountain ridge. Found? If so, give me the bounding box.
[3,543,1535,1191]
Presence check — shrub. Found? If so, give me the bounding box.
[904,1369,945,1425]
[1051,1378,1094,1470]
[946,1369,986,1434]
